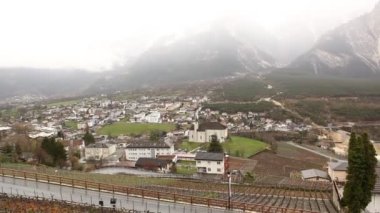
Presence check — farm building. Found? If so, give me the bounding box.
[135,158,173,172]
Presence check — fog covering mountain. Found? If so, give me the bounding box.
[1,4,380,101]
[290,2,380,76]
[0,68,99,100]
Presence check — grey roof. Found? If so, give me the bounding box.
[301,169,329,180]
[195,152,224,161]
[329,161,348,171]
[126,140,170,149]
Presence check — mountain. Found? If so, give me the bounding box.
[290,2,380,76]
[114,25,276,88]
[0,68,99,100]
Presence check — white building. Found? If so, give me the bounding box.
[144,111,161,123]
[85,143,116,160]
[188,122,228,143]
[125,140,174,161]
[195,152,225,174]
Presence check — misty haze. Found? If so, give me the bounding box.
[1,0,380,212]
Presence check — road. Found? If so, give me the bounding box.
[0,176,239,213]
[286,141,342,161]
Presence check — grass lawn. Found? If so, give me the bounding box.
[97,122,176,137]
[175,160,197,175]
[64,120,78,130]
[179,140,205,152]
[47,99,80,107]
[223,136,268,158]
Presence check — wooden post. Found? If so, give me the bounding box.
[59,177,62,185]
[23,172,26,179]
[207,199,210,207]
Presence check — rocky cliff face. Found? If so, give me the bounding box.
[290,2,380,76]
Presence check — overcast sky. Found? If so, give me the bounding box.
[0,0,378,71]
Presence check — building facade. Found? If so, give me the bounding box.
[195,152,225,174]
[125,140,174,161]
[85,143,116,160]
[328,161,348,183]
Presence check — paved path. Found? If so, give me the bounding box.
[0,176,238,213]
[286,141,341,161]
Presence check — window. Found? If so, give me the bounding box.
[217,168,221,172]
[217,161,221,165]
[207,168,211,172]
[197,161,201,164]
[208,161,210,164]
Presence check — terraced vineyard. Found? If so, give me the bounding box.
[0,194,122,213]
[138,181,337,213]
[0,168,338,212]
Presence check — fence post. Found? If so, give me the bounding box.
[23,172,26,179]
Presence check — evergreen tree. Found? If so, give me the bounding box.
[361,133,377,208]
[208,135,224,153]
[41,137,67,167]
[343,133,377,212]
[83,130,95,146]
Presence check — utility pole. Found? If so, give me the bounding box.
[227,172,232,210]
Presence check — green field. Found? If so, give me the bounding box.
[64,120,78,130]
[204,101,276,113]
[179,140,205,152]
[47,99,81,107]
[175,160,197,175]
[223,136,268,158]
[267,73,380,97]
[97,122,176,137]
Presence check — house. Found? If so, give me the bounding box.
[85,143,116,160]
[195,152,225,174]
[301,169,329,181]
[135,158,172,172]
[125,140,174,161]
[188,122,228,143]
[328,161,348,183]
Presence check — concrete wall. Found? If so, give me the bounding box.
[366,194,380,213]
